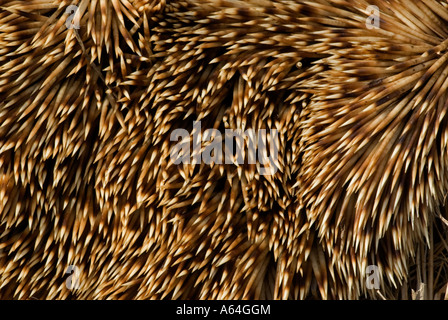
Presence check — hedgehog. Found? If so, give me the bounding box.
[1,0,448,300]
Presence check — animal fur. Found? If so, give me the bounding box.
[1,0,448,299]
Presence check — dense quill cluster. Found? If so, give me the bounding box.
[2,0,448,299]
